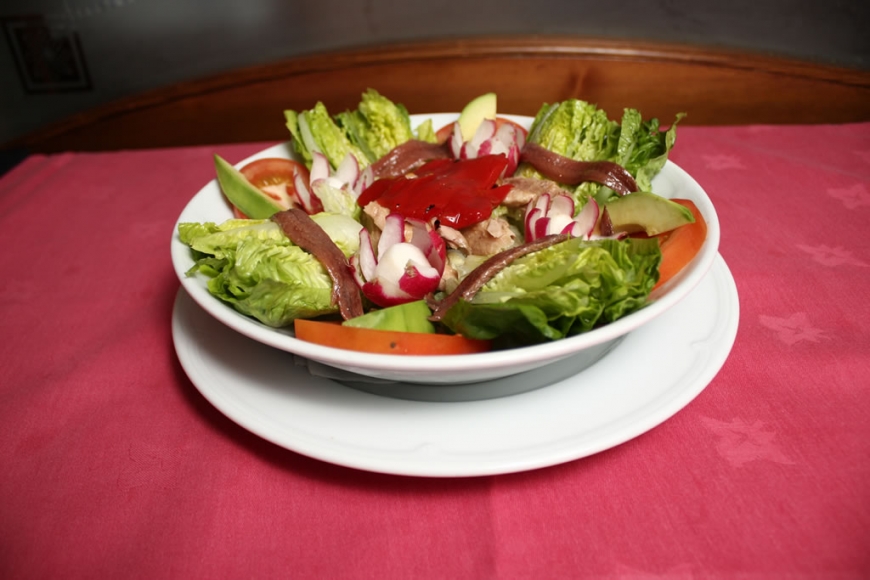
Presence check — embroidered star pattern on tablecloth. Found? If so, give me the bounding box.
[827,183,870,209]
[701,417,794,467]
[796,244,869,267]
[702,154,745,171]
[759,312,828,346]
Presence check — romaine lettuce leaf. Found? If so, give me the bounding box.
[311,180,362,221]
[286,90,435,172]
[285,102,369,170]
[308,212,363,257]
[519,99,682,206]
[179,219,284,258]
[414,118,437,143]
[629,113,683,193]
[526,100,620,163]
[179,219,338,327]
[438,237,661,347]
[336,89,416,162]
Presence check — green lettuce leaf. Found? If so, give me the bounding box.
[629,113,683,193]
[285,102,369,170]
[308,212,363,257]
[179,219,338,327]
[519,99,682,206]
[286,90,433,171]
[336,89,416,162]
[311,180,362,221]
[526,100,620,163]
[414,118,437,143]
[438,237,661,347]
[179,219,284,258]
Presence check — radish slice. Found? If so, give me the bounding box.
[524,193,604,242]
[449,118,523,176]
[349,215,447,308]
[355,228,378,282]
[450,122,464,158]
[354,166,374,197]
[310,152,331,182]
[336,153,360,186]
[378,215,405,260]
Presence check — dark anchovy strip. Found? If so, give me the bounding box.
[428,234,571,322]
[519,142,638,195]
[370,140,452,179]
[271,208,364,320]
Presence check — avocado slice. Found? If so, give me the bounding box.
[457,92,497,141]
[214,154,284,219]
[343,300,436,334]
[604,191,695,236]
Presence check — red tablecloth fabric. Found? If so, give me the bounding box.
[1,123,868,579]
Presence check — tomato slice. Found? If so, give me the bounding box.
[653,199,707,289]
[241,158,308,190]
[234,158,316,218]
[435,117,528,143]
[294,319,491,355]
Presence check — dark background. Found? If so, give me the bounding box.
[1,0,868,148]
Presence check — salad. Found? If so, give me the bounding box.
[178,89,706,354]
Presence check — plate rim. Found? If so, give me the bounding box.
[172,254,739,477]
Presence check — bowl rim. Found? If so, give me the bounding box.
[170,113,720,376]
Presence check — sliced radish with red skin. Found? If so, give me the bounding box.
[350,215,447,307]
[448,119,523,176]
[574,198,600,238]
[534,216,550,240]
[378,215,405,260]
[550,194,574,216]
[355,228,378,281]
[450,122,464,158]
[525,193,602,241]
[464,119,497,158]
[355,166,374,196]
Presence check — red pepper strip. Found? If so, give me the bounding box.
[271,208,364,320]
[428,234,571,322]
[520,142,638,195]
[357,155,513,229]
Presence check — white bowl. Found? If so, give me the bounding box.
[171,114,720,386]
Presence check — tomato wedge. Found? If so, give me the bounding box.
[653,199,707,289]
[233,158,314,218]
[294,319,491,355]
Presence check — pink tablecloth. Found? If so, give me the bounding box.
[1,123,868,579]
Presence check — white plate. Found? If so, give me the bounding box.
[170,113,721,385]
[171,254,739,477]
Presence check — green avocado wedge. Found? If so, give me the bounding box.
[214,155,283,219]
[604,191,695,236]
[457,92,497,142]
[342,300,436,334]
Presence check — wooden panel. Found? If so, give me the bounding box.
[8,36,870,153]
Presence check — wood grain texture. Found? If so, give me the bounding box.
[8,36,870,153]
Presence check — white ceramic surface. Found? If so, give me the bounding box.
[172,254,739,477]
[170,113,721,384]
